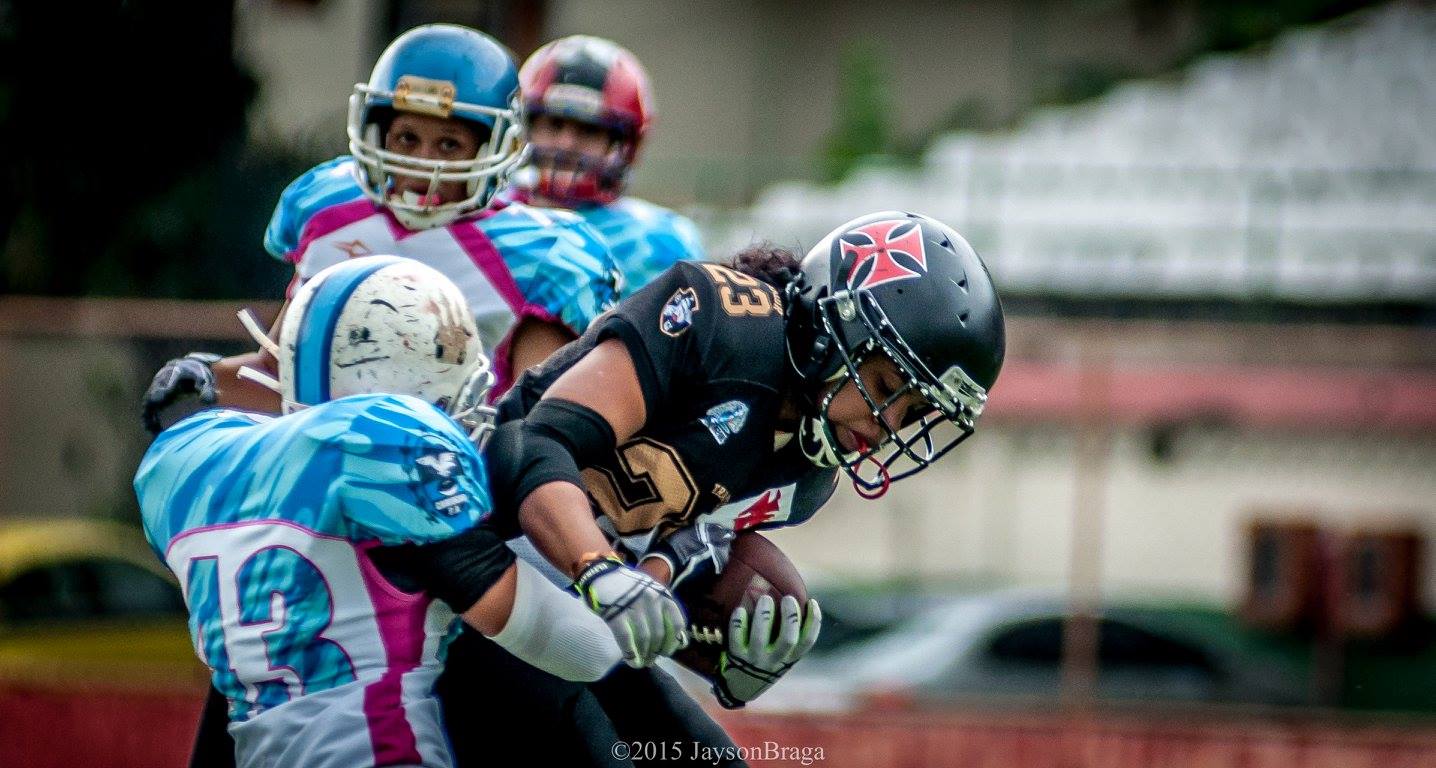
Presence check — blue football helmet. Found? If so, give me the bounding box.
[347,24,526,229]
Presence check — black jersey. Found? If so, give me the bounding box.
[497,261,836,549]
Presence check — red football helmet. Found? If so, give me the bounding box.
[518,36,654,205]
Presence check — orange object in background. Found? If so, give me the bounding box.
[1241,519,1324,633]
[1240,517,1427,640]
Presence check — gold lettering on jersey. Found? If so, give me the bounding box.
[583,438,698,535]
[698,263,782,318]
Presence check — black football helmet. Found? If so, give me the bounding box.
[784,211,1006,495]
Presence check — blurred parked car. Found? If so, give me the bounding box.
[745,588,1309,713]
[0,518,200,687]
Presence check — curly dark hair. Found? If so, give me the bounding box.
[728,243,802,288]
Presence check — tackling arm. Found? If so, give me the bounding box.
[210,298,288,412]
[506,317,576,384]
[211,351,283,412]
[486,338,688,666]
[372,528,620,683]
[463,558,621,682]
[140,302,286,435]
[493,337,647,578]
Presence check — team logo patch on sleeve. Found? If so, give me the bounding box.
[699,400,749,445]
[416,449,470,516]
[659,287,699,337]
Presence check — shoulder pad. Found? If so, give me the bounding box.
[265,157,367,260]
[296,394,467,451]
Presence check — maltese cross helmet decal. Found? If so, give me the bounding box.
[841,218,928,290]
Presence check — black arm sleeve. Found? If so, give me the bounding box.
[368,525,517,614]
[484,398,617,518]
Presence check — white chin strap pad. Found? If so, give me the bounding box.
[486,558,621,682]
[798,415,841,468]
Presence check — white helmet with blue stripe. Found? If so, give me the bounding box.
[246,256,494,432]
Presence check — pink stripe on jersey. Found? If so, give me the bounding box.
[447,221,525,311]
[488,304,564,400]
[292,199,409,263]
[164,518,351,559]
[448,221,537,395]
[356,542,430,767]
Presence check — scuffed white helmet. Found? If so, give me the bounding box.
[241,256,494,434]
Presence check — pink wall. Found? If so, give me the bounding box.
[5,681,1435,768]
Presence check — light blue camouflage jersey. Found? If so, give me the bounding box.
[571,197,703,298]
[497,185,704,299]
[135,394,491,768]
[265,157,619,392]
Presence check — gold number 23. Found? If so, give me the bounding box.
[699,263,782,317]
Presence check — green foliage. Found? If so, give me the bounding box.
[819,43,897,183]
[0,0,314,300]
[1196,0,1375,53]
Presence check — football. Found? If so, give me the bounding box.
[672,531,808,681]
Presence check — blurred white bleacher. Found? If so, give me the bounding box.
[712,2,1436,303]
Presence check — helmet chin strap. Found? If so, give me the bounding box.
[237,309,280,357]
[448,359,498,447]
[782,276,838,419]
[795,362,895,499]
[851,435,891,500]
[797,370,848,468]
[798,414,841,468]
[236,365,281,393]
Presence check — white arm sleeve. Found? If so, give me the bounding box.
[484,557,621,682]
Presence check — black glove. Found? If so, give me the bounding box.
[640,522,737,588]
[142,352,221,435]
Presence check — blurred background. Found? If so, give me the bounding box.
[1,0,1433,766]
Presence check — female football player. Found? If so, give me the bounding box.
[137,257,622,768]
[504,35,705,295]
[138,24,629,768]
[145,23,621,428]
[438,210,1006,766]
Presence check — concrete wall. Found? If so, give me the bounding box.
[768,425,1436,608]
[234,0,383,152]
[533,0,1201,203]
[0,336,150,525]
[232,0,1203,204]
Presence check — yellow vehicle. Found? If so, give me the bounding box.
[0,518,204,689]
